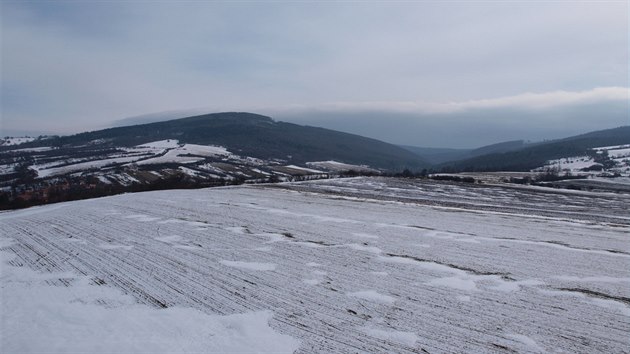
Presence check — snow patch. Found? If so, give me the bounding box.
[506,333,545,353]
[0,246,300,354]
[8,146,53,153]
[283,165,324,173]
[1,136,36,146]
[306,160,376,172]
[489,279,544,292]
[607,147,630,158]
[347,290,395,304]
[35,155,143,177]
[261,232,287,243]
[178,143,230,157]
[427,276,479,291]
[137,139,180,149]
[593,144,630,151]
[220,260,276,271]
[124,214,161,222]
[363,328,419,346]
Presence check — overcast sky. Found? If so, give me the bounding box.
[1,1,628,148]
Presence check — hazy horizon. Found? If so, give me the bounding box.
[2,1,628,148]
[114,95,629,149]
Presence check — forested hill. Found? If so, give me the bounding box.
[439,126,630,172]
[400,140,526,165]
[15,112,426,170]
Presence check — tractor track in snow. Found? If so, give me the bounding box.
[1,177,629,353]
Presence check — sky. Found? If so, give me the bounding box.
[1,1,628,148]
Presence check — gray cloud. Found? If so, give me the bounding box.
[1,1,628,145]
[270,97,629,148]
[112,88,629,148]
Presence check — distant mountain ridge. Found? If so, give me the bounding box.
[400,140,526,164]
[2,112,431,209]
[11,112,427,170]
[438,126,630,172]
[2,114,629,209]
[0,112,630,209]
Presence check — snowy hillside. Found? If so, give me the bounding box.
[0,138,350,208]
[1,177,628,353]
[535,144,630,177]
[0,136,37,146]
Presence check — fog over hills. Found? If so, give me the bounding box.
[109,88,629,149]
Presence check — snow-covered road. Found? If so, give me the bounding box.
[1,177,629,353]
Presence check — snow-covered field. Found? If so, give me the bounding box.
[20,140,235,178]
[0,137,37,146]
[1,177,628,353]
[537,144,630,177]
[133,140,232,166]
[544,155,597,171]
[1,138,326,188]
[307,160,377,173]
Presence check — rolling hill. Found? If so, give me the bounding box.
[17,112,426,170]
[439,126,630,172]
[400,140,526,164]
[0,112,427,209]
[2,113,628,209]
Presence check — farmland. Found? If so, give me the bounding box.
[1,177,629,353]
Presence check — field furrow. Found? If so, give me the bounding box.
[1,177,629,353]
